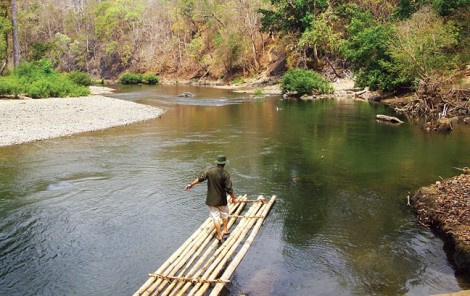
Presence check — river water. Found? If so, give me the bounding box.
[1,85,469,296]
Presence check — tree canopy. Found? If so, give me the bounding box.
[0,0,467,95]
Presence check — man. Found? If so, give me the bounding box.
[185,155,237,243]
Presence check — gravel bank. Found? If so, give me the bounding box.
[0,93,166,147]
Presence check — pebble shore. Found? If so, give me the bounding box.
[0,87,166,147]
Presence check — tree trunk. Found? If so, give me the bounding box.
[11,0,19,67]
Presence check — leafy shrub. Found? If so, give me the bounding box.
[66,71,93,86]
[142,73,159,85]
[0,77,20,96]
[280,68,333,96]
[119,72,143,84]
[13,59,58,82]
[0,59,90,98]
[231,76,246,85]
[26,76,89,98]
[254,88,265,97]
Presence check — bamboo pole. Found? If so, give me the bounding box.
[152,223,215,294]
[133,218,212,296]
[162,196,248,296]
[176,202,261,296]
[134,195,246,296]
[168,196,249,296]
[235,199,268,204]
[188,197,267,296]
[179,199,264,296]
[149,196,246,295]
[192,204,268,296]
[209,195,276,296]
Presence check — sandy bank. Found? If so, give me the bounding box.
[0,88,166,147]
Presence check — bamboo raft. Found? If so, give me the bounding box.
[133,195,276,296]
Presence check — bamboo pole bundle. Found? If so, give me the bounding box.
[133,219,213,296]
[177,199,265,296]
[148,196,247,295]
[190,196,270,296]
[133,195,246,296]
[161,196,248,296]
[209,196,276,296]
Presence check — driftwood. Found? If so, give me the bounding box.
[376,114,404,124]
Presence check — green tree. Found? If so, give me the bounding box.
[340,5,407,91]
[0,1,11,73]
[388,7,459,81]
[299,8,343,68]
[259,0,329,35]
[95,0,144,65]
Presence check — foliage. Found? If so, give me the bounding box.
[142,73,159,85]
[95,0,144,65]
[254,88,264,97]
[0,2,11,64]
[259,0,329,35]
[66,71,93,86]
[119,72,143,84]
[388,7,459,82]
[299,7,343,66]
[340,6,409,91]
[0,76,20,96]
[280,68,333,96]
[393,0,470,19]
[393,0,425,19]
[118,72,159,85]
[0,59,90,98]
[2,0,467,100]
[430,0,470,16]
[30,41,56,61]
[231,76,246,85]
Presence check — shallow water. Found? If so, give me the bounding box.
[1,84,469,295]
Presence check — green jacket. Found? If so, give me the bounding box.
[198,166,233,207]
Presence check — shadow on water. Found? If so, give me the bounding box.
[1,84,470,295]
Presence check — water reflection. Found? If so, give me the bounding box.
[1,85,469,295]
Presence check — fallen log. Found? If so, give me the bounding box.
[376,114,404,124]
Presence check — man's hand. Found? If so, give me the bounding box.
[185,184,192,190]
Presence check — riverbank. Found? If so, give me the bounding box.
[0,87,166,147]
[410,173,470,271]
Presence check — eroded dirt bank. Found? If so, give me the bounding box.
[410,173,470,271]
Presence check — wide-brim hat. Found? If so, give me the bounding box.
[215,155,227,164]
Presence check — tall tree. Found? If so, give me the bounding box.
[0,1,11,73]
[11,0,18,67]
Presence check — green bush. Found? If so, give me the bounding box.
[66,71,93,86]
[119,72,143,84]
[0,77,20,96]
[0,59,90,98]
[142,73,159,85]
[280,68,333,96]
[26,76,89,98]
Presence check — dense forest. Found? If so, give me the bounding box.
[1,0,469,115]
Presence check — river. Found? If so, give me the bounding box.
[1,84,469,295]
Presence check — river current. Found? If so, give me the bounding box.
[1,84,469,295]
